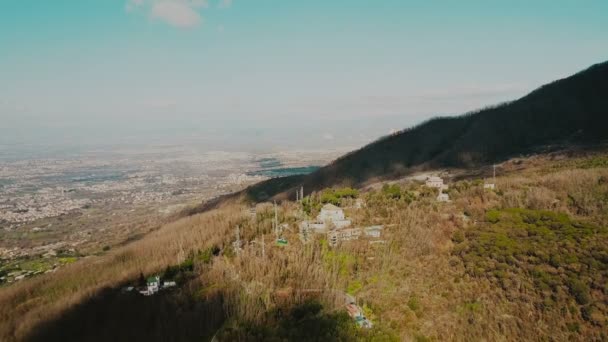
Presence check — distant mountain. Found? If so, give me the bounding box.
[246,61,608,201]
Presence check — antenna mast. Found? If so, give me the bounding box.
[274,201,279,239]
[234,225,241,256]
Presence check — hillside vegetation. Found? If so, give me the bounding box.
[246,61,608,201]
[0,152,607,341]
[2,60,608,341]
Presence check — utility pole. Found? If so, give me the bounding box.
[493,164,496,183]
[235,225,241,256]
[274,201,279,239]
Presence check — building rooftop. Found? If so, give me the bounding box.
[321,203,341,211]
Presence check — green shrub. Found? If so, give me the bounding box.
[581,305,594,321]
[452,231,465,244]
[566,322,580,333]
[414,334,431,342]
[382,184,402,199]
[407,296,421,312]
[346,280,363,295]
[486,210,500,223]
[458,207,608,324]
[568,278,591,305]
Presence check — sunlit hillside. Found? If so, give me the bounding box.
[1,151,607,341]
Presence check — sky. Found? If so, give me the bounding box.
[1,0,607,152]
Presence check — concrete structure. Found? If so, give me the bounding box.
[437,192,450,202]
[317,203,351,229]
[140,275,160,296]
[318,203,345,221]
[299,203,352,234]
[299,221,328,233]
[328,228,362,247]
[163,281,177,288]
[147,276,160,292]
[484,164,497,190]
[364,225,384,238]
[425,176,444,188]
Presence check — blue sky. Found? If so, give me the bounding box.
[1,0,607,150]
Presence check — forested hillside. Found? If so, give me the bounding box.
[246,61,608,201]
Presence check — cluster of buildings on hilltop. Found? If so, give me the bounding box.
[425,169,497,202]
[123,275,176,296]
[299,203,384,247]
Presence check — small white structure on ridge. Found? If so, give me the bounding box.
[436,189,450,202]
[318,203,345,221]
[425,176,444,188]
[318,203,352,229]
[328,228,362,247]
[426,176,448,190]
[484,164,497,190]
[299,203,352,235]
[163,280,177,288]
[140,275,160,296]
[364,225,384,238]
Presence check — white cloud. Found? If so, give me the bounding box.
[151,1,202,28]
[126,0,221,28]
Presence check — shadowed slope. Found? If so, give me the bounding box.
[247,61,608,201]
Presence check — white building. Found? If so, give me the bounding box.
[437,192,450,202]
[300,204,352,234]
[318,203,345,221]
[299,221,328,234]
[364,225,384,238]
[317,203,351,229]
[328,228,362,247]
[425,176,444,188]
[163,281,177,288]
[483,183,495,190]
[147,276,160,294]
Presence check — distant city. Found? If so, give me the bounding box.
[0,145,349,284]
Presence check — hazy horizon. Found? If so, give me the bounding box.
[2,0,607,151]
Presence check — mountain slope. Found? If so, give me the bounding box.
[247,61,608,201]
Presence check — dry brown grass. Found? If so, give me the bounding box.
[0,203,243,341]
[2,153,607,341]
